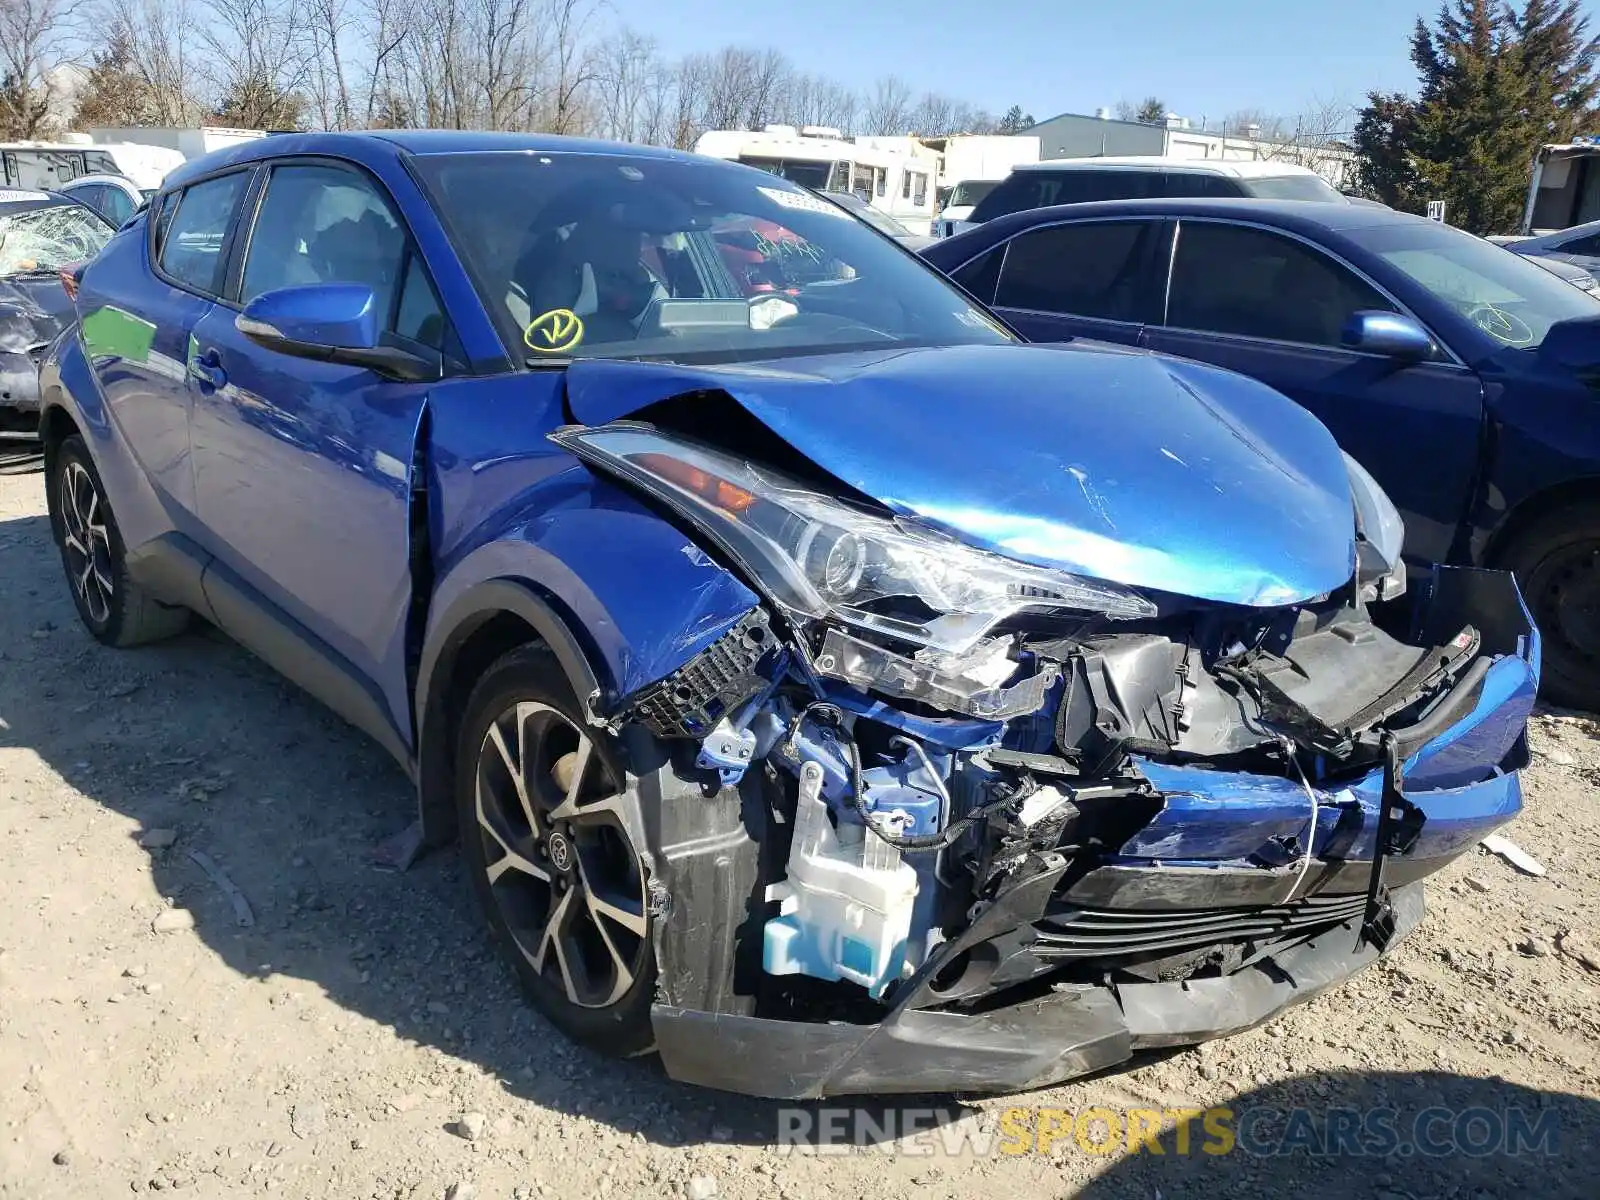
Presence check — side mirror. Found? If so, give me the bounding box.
[1341,310,1435,362]
[235,283,439,382]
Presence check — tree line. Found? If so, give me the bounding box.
[0,0,1034,146]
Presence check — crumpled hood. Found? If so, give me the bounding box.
[564,343,1357,607]
[0,275,71,353]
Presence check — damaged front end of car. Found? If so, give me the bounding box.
[543,366,1537,1100]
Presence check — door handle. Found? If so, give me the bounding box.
[188,349,227,390]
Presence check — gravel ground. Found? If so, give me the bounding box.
[1,452,1597,1199]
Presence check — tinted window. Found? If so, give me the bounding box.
[241,163,406,314]
[970,170,1161,221]
[1241,175,1346,203]
[414,152,1012,365]
[994,220,1155,321]
[1560,233,1600,255]
[100,185,135,226]
[1167,221,1396,346]
[949,245,1003,304]
[394,253,446,349]
[160,172,249,295]
[68,184,106,213]
[1163,172,1246,198]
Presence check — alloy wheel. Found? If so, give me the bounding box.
[59,459,113,626]
[473,702,649,1008]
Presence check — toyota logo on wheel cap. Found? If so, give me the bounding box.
[547,832,574,873]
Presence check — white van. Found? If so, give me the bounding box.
[947,156,1348,237]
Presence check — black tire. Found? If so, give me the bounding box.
[455,644,656,1056]
[47,434,189,648]
[1497,502,1600,712]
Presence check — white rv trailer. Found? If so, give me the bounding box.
[694,126,941,235]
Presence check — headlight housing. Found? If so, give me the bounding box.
[552,424,1156,661]
[1344,451,1406,602]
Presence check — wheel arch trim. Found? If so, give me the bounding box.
[415,575,604,846]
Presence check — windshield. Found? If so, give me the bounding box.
[416,152,1012,366]
[827,193,912,238]
[1347,221,1600,350]
[946,180,999,209]
[734,155,834,190]
[0,202,111,274]
[1242,175,1347,203]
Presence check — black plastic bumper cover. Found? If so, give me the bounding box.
[651,882,1423,1098]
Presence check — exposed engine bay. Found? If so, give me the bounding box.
[557,419,1539,1036]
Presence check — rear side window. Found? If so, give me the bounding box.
[1560,232,1600,255]
[100,185,135,226]
[159,172,249,296]
[994,220,1157,321]
[971,170,1161,221]
[1162,173,1246,198]
[1166,221,1396,346]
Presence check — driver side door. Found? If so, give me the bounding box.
[187,158,451,752]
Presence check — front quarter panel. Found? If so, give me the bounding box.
[425,374,760,707]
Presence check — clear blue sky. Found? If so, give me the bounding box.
[607,0,1445,125]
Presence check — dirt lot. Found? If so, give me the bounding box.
[1,452,1598,1200]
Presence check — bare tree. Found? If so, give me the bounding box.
[1228,95,1356,185]
[303,0,356,129]
[0,0,79,138]
[195,0,311,127]
[538,0,598,134]
[908,91,957,135]
[861,74,911,135]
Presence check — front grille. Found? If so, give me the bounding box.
[1033,890,1369,961]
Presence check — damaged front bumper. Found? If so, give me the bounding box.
[651,884,1426,1099]
[619,563,1537,1098]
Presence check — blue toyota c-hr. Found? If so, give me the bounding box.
[37,131,1538,1098]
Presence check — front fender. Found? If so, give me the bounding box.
[429,468,760,706]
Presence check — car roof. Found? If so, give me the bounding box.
[61,173,141,191]
[1013,156,1324,178]
[162,129,712,191]
[972,195,1433,237]
[1523,218,1600,248]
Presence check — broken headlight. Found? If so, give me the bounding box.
[552,424,1155,659]
[1344,452,1406,602]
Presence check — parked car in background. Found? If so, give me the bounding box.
[58,174,152,227]
[0,188,114,440]
[931,178,1002,238]
[924,197,1600,708]
[37,133,1537,1098]
[822,189,935,249]
[1496,217,1600,277]
[1521,250,1600,294]
[943,157,1348,238]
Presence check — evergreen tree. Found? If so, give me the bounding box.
[1135,96,1166,123]
[997,105,1034,133]
[1353,0,1600,233]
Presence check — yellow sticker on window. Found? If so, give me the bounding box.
[524,308,584,353]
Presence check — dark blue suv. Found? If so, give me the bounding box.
[925,198,1600,709]
[36,134,1538,1097]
